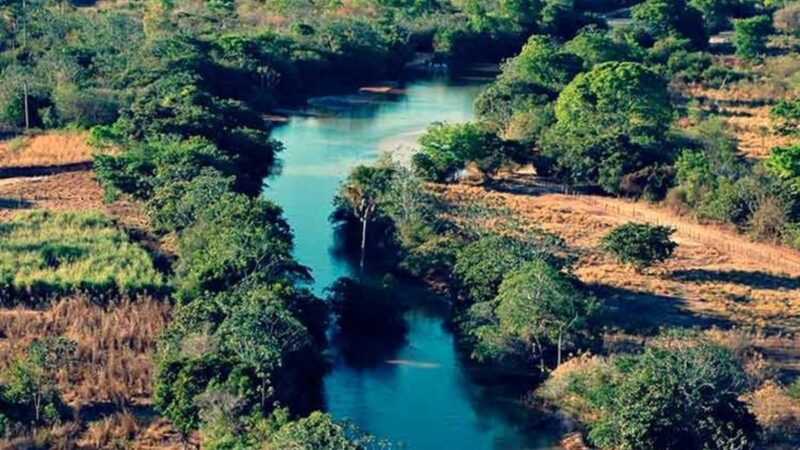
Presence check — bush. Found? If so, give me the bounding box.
[53,87,120,128]
[413,122,520,182]
[587,341,760,449]
[774,2,800,36]
[601,222,677,271]
[453,233,561,305]
[173,192,301,302]
[733,15,773,62]
[770,98,800,136]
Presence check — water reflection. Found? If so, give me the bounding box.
[266,77,561,450]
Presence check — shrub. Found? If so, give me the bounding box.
[601,222,677,271]
[467,260,596,370]
[770,98,800,136]
[733,15,773,62]
[587,342,760,449]
[774,3,800,36]
[413,122,520,182]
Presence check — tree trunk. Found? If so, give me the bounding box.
[359,216,368,272]
[23,82,29,131]
[557,330,563,367]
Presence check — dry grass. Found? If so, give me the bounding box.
[746,381,800,448]
[681,53,800,159]
[0,132,93,169]
[0,296,171,407]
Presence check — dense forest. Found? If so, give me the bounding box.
[0,0,799,448]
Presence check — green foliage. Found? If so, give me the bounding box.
[1,337,76,428]
[265,410,394,450]
[631,0,708,49]
[0,211,165,304]
[413,122,521,181]
[689,0,755,32]
[453,233,559,305]
[542,62,674,192]
[173,192,302,302]
[770,97,800,136]
[733,15,773,61]
[585,340,760,450]
[505,35,584,93]
[554,61,673,140]
[601,222,677,271]
[467,260,596,368]
[564,26,639,68]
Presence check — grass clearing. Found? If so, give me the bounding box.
[0,210,166,304]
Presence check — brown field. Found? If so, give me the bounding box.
[0,132,93,169]
[0,296,170,407]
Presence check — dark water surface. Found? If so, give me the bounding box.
[266,77,561,450]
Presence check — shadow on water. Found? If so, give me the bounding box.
[327,275,411,369]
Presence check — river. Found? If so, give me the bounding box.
[266,76,561,450]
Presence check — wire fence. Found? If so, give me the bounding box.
[579,195,800,275]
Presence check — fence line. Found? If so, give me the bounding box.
[583,195,800,275]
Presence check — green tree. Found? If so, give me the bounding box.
[689,0,753,32]
[770,98,800,136]
[335,160,396,269]
[602,222,677,271]
[217,295,310,411]
[587,340,760,450]
[766,144,800,194]
[542,62,673,192]
[631,0,708,49]
[469,260,595,370]
[413,122,519,182]
[453,234,559,305]
[3,338,75,427]
[733,15,772,62]
[174,192,303,302]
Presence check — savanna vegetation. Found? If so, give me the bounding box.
[1,0,798,448]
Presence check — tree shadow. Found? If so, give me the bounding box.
[0,198,33,210]
[671,269,800,290]
[588,283,730,335]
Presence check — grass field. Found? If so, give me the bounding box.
[0,210,166,303]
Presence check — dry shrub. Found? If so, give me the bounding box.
[0,296,171,406]
[749,196,789,243]
[663,187,691,216]
[81,412,140,449]
[775,3,800,37]
[747,381,800,445]
[704,328,777,386]
[536,354,611,423]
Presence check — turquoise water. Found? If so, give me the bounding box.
[266,77,561,450]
